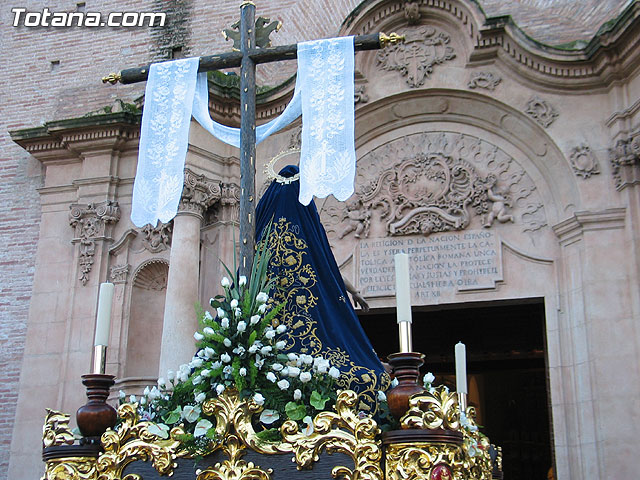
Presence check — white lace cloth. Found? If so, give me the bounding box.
[131,36,355,227]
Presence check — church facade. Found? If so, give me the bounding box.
[3,1,640,479]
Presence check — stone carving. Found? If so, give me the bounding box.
[321,132,546,238]
[609,136,640,190]
[483,176,515,227]
[141,221,172,253]
[403,1,421,25]
[110,264,130,284]
[132,260,169,291]
[69,201,121,285]
[354,84,369,104]
[525,96,558,128]
[468,72,502,91]
[179,169,222,216]
[376,26,455,88]
[569,144,600,178]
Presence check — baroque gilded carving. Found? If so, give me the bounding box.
[467,72,501,91]
[400,387,460,431]
[322,132,546,238]
[385,443,462,480]
[43,409,75,448]
[609,136,640,190]
[524,96,558,128]
[376,26,455,88]
[141,221,172,253]
[69,201,121,285]
[569,144,600,179]
[43,456,98,480]
[180,169,222,217]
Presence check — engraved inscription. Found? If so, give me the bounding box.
[358,231,502,304]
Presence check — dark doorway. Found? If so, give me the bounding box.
[359,299,553,480]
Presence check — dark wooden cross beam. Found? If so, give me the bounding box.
[103,1,402,278]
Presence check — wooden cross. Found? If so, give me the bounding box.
[103,1,402,278]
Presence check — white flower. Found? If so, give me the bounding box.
[299,371,312,383]
[248,344,258,354]
[182,405,201,423]
[192,375,202,385]
[277,379,290,390]
[230,299,238,309]
[377,391,387,402]
[258,304,267,314]
[234,308,242,317]
[194,332,204,341]
[301,354,313,365]
[223,338,232,347]
[253,393,265,405]
[221,353,231,363]
[223,365,233,375]
[264,329,276,340]
[250,315,261,325]
[233,346,246,356]
[287,353,299,362]
[239,367,247,376]
[119,390,126,399]
[211,360,222,369]
[129,395,137,404]
[192,358,204,368]
[261,346,272,355]
[315,359,329,374]
[167,370,175,381]
[236,321,247,332]
[423,372,435,385]
[204,347,215,358]
[256,292,269,304]
[303,416,314,436]
[255,357,265,369]
[204,311,213,321]
[221,317,230,329]
[259,409,280,425]
[328,367,340,379]
[200,369,210,377]
[221,277,231,287]
[149,386,161,401]
[203,327,214,336]
[216,384,225,395]
[194,419,213,437]
[281,367,289,376]
[217,307,226,319]
[288,366,301,377]
[147,423,169,439]
[197,349,206,357]
[272,363,284,371]
[140,396,147,405]
[275,340,286,350]
[239,275,247,286]
[391,378,399,387]
[266,372,277,382]
[294,389,302,400]
[195,392,206,403]
[276,324,287,334]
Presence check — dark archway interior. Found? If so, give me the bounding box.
[358,299,553,480]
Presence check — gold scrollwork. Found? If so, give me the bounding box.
[385,443,463,480]
[43,457,98,480]
[282,390,383,480]
[460,406,493,479]
[43,409,75,448]
[96,403,184,480]
[400,387,460,431]
[196,435,273,480]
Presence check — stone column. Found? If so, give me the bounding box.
[158,170,220,377]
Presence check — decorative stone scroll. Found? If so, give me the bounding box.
[524,96,558,128]
[569,144,600,178]
[69,200,121,285]
[358,231,502,303]
[609,136,640,190]
[179,168,222,217]
[467,71,501,91]
[109,264,130,284]
[376,26,455,88]
[141,221,172,253]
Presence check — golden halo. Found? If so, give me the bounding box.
[264,148,301,184]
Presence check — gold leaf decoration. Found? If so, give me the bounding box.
[96,403,184,480]
[196,435,273,480]
[400,387,460,430]
[43,409,75,448]
[282,390,383,480]
[42,457,98,480]
[385,443,463,480]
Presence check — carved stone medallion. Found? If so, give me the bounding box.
[569,144,600,178]
[467,72,502,91]
[524,96,558,128]
[376,26,456,88]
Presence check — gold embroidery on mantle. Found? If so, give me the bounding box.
[264,217,390,412]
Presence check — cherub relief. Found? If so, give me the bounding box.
[339,196,370,239]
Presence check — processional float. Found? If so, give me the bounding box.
[42,2,502,479]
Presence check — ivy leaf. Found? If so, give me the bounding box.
[285,402,307,421]
[310,391,329,411]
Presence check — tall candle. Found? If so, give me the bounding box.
[94,282,114,346]
[394,253,412,323]
[455,342,467,394]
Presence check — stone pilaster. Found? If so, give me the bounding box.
[609,136,640,190]
[158,169,221,377]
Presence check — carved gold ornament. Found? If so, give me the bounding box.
[282,390,383,480]
[385,443,462,480]
[43,409,75,448]
[400,387,460,431]
[96,403,184,480]
[43,456,98,480]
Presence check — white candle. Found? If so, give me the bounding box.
[394,253,412,323]
[94,282,114,346]
[455,342,467,394]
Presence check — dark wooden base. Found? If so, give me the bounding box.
[381,428,464,446]
[386,352,426,420]
[76,373,117,438]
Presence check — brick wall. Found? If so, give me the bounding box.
[0,0,629,477]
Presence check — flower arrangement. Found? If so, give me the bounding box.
[121,231,340,452]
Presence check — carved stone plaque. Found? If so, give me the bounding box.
[358,230,502,304]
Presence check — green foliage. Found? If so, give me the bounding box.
[285,402,307,421]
